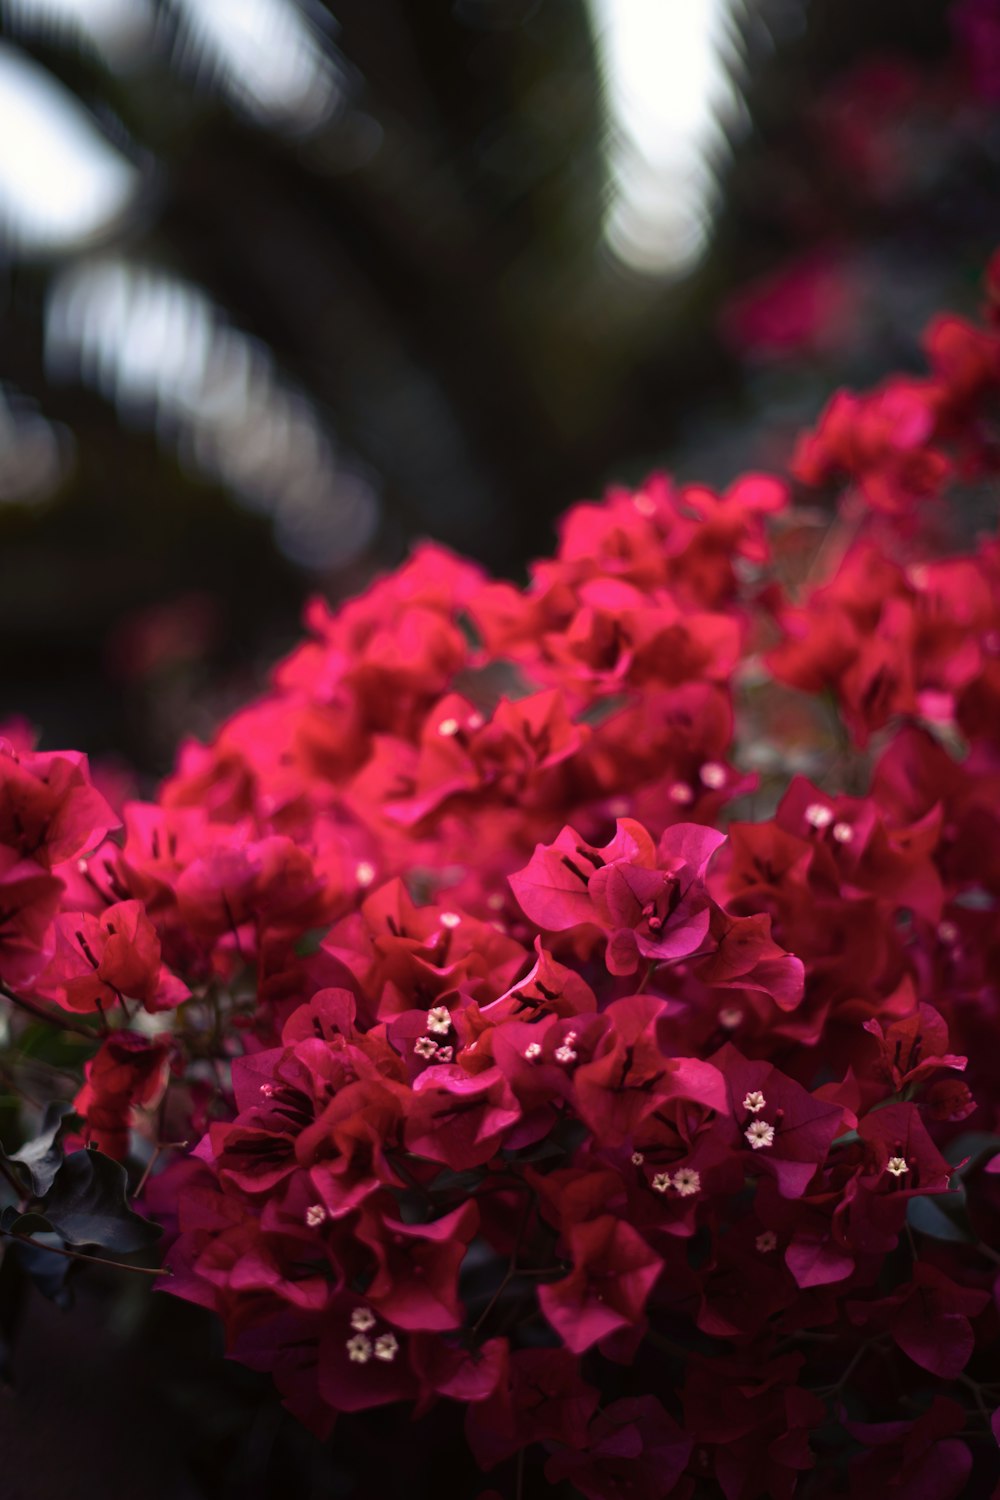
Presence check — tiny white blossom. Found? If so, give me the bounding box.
[718,1007,743,1029]
[742,1091,766,1114]
[651,1172,672,1193]
[523,1042,542,1061]
[374,1332,399,1362]
[437,717,460,737]
[631,1151,645,1166]
[414,1036,438,1060]
[305,1203,327,1228]
[672,1167,701,1197]
[804,803,833,829]
[554,1044,577,1065]
[355,860,376,888]
[426,1006,451,1035]
[350,1307,376,1332]
[756,1230,778,1253]
[486,893,505,911]
[886,1156,909,1178]
[668,782,694,804]
[700,762,727,789]
[745,1119,776,1150]
[346,1334,373,1363]
[259,1083,274,1098]
[832,821,854,844]
[435,1046,453,1063]
[77,857,89,873]
[439,911,461,929]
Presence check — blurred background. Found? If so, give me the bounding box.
[0,0,997,783]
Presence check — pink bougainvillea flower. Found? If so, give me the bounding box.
[0,743,118,868]
[545,1395,693,1500]
[538,1214,663,1353]
[36,900,189,1014]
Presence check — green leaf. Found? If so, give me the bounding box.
[10,1232,73,1306]
[907,1188,974,1244]
[293,926,330,958]
[578,694,630,727]
[36,1149,162,1254]
[0,1207,55,1236]
[5,1101,74,1195]
[944,1132,1000,1171]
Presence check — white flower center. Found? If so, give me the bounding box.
[555,1029,578,1064]
[672,1167,701,1197]
[804,802,833,829]
[745,1120,776,1150]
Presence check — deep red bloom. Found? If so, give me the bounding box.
[75,1030,173,1158]
[538,1214,663,1353]
[36,900,189,1013]
[0,849,63,987]
[545,1396,693,1500]
[0,743,117,868]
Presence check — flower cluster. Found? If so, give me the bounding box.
[3,258,1000,1497]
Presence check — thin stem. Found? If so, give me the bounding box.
[0,1227,168,1277]
[0,984,96,1040]
[646,1330,718,1368]
[133,1140,189,1200]
[473,1191,534,1338]
[816,1340,877,1399]
[514,1445,525,1500]
[222,894,247,965]
[636,959,658,995]
[957,1372,993,1430]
